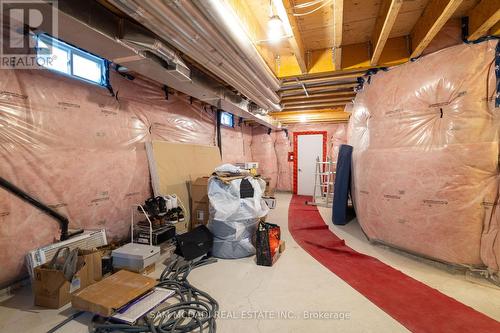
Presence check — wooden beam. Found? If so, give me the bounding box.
[371,0,403,65]
[224,0,277,75]
[270,109,349,124]
[410,0,464,59]
[281,91,356,102]
[490,20,500,36]
[333,0,344,70]
[281,73,361,87]
[280,83,357,96]
[467,0,500,41]
[278,0,308,74]
[284,101,351,110]
[283,96,355,106]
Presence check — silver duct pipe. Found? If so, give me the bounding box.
[168,0,279,99]
[52,0,278,126]
[108,0,281,111]
[118,38,191,82]
[193,0,280,92]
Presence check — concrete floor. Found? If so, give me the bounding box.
[0,192,499,332]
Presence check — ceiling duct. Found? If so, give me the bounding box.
[118,23,191,82]
[107,0,282,112]
[41,0,279,128]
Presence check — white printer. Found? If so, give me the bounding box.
[112,243,160,272]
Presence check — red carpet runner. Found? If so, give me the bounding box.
[288,195,500,333]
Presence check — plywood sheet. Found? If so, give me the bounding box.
[147,141,221,232]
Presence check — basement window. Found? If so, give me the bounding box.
[36,34,107,86]
[220,111,234,128]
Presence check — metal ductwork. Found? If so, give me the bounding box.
[107,0,282,112]
[117,23,191,82]
[47,0,279,128]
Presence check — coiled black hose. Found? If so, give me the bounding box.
[93,256,219,333]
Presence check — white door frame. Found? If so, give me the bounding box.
[293,131,327,195]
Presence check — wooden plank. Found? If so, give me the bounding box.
[283,96,355,106]
[491,20,500,36]
[333,0,344,70]
[270,109,349,124]
[149,141,221,233]
[467,0,500,41]
[224,0,277,75]
[410,0,464,58]
[279,0,308,73]
[371,0,404,65]
[284,100,352,109]
[281,72,362,86]
[282,92,356,103]
[280,82,357,96]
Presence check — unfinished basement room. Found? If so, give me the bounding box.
[0,0,499,332]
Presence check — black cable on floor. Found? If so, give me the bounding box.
[92,256,219,333]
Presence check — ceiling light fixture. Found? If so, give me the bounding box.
[267,1,284,43]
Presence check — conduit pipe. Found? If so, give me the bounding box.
[108,0,281,112]
[112,0,269,108]
[194,0,280,91]
[167,0,280,103]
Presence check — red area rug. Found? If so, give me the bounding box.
[288,195,500,333]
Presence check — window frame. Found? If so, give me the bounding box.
[36,34,108,87]
[220,111,235,128]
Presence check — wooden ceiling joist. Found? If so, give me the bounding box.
[279,0,308,74]
[283,96,354,106]
[410,0,465,59]
[281,91,356,103]
[271,109,349,124]
[491,20,500,36]
[280,83,357,96]
[279,79,358,91]
[284,101,351,110]
[280,73,361,87]
[280,68,366,82]
[466,0,500,41]
[333,0,344,70]
[371,0,403,66]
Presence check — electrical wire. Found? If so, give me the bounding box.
[293,0,333,16]
[92,256,219,333]
[294,0,327,9]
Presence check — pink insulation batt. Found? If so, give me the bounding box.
[348,41,500,273]
[0,69,216,287]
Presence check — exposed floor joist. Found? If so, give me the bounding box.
[282,96,355,106]
[491,20,500,35]
[278,0,308,74]
[281,92,356,103]
[270,108,349,124]
[371,0,404,65]
[280,83,357,96]
[283,101,351,111]
[466,0,500,41]
[333,0,344,70]
[410,0,465,59]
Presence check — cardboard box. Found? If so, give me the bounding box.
[33,250,102,309]
[71,270,157,317]
[263,196,276,209]
[34,257,88,309]
[191,177,210,228]
[79,249,103,285]
[263,177,275,197]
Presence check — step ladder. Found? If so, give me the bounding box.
[306,156,336,208]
